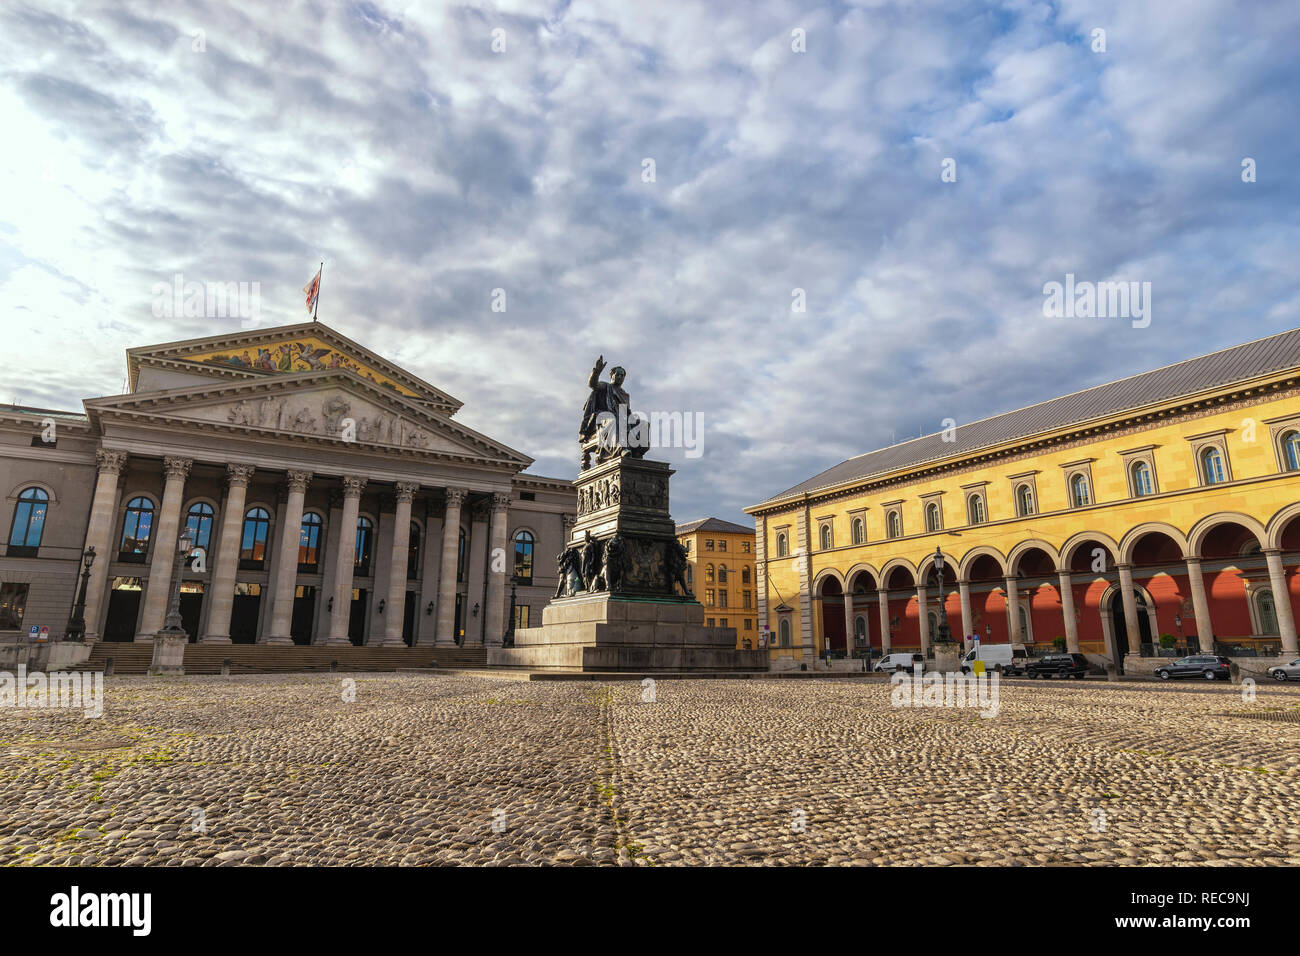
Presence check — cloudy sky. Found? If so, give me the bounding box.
[2,0,1298,525]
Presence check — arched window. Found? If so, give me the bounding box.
[8,487,49,554]
[777,533,788,557]
[854,616,867,644]
[240,507,271,569]
[742,566,751,584]
[457,527,467,581]
[1016,484,1035,516]
[119,496,155,562]
[925,502,940,532]
[852,517,865,545]
[820,524,832,550]
[1070,474,1091,508]
[1201,446,1226,485]
[355,516,374,575]
[706,563,715,583]
[513,530,534,583]
[1282,430,1300,471]
[1131,462,1154,497]
[407,521,421,579]
[185,502,215,554]
[299,512,323,571]
[967,494,986,525]
[886,511,901,539]
[1255,588,1279,635]
[778,618,791,647]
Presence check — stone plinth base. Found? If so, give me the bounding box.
[489,592,767,672]
[149,631,187,675]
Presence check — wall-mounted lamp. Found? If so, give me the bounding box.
[425,601,435,616]
[377,599,386,614]
[472,602,480,617]
[327,596,334,612]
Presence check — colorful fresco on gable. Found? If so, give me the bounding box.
[185,338,418,397]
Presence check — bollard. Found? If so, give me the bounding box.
[221,659,231,677]
[330,660,339,673]
[104,657,114,676]
[1105,662,1118,682]
[1229,661,1242,685]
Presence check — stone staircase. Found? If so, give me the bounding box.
[73,642,489,675]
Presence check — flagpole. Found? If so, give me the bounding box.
[314,261,322,322]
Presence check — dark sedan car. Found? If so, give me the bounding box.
[1025,653,1090,679]
[1153,655,1232,681]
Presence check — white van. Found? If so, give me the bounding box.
[875,652,923,674]
[960,643,1027,675]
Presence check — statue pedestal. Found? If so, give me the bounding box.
[488,592,767,672]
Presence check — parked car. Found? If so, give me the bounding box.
[1025,653,1090,679]
[875,652,923,674]
[1153,655,1232,681]
[1266,658,1300,681]
[960,643,1027,675]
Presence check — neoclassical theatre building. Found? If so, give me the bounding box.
[746,328,1300,671]
[0,322,575,649]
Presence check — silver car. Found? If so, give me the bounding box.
[1266,658,1300,681]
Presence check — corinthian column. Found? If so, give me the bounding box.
[82,449,128,644]
[201,463,255,643]
[324,476,366,645]
[263,469,312,645]
[483,492,512,647]
[136,456,192,640]
[381,482,420,647]
[435,489,468,645]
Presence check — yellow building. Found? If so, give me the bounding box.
[675,518,758,649]
[745,328,1300,672]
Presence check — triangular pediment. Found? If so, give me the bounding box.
[85,370,531,468]
[126,322,462,413]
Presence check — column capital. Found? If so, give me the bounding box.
[395,481,420,503]
[490,491,511,512]
[341,475,367,498]
[284,469,313,494]
[225,463,256,487]
[444,487,469,508]
[96,448,129,475]
[163,456,193,481]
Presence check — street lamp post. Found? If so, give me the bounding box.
[503,575,519,647]
[932,547,951,647]
[63,547,97,642]
[159,529,195,639]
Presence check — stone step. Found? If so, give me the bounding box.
[72,643,489,675]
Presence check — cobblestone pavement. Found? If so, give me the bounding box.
[1,674,1298,865]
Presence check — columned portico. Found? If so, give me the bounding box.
[136,456,192,640]
[1263,549,1299,655]
[436,488,467,645]
[83,448,128,643]
[201,463,255,643]
[1057,569,1080,653]
[324,476,366,646]
[483,491,511,647]
[264,469,312,644]
[381,482,420,647]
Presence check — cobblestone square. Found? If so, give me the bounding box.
[2,674,1299,866]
